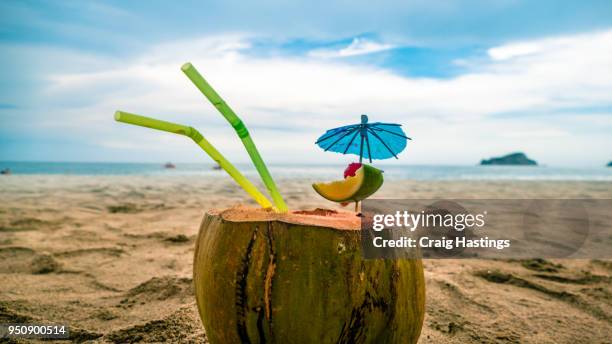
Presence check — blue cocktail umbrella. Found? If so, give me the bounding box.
[316,114,410,163]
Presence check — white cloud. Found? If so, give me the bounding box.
[488,42,542,60]
[2,29,612,166]
[309,38,395,58]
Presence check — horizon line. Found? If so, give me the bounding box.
[1,160,610,169]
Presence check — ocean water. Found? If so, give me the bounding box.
[1,161,611,181]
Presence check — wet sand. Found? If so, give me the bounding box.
[0,175,610,343]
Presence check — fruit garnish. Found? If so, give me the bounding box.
[313,164,383,202]
[344,162,362,178]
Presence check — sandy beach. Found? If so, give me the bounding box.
[1,175,611,343]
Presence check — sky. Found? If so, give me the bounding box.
[1,0,611,167]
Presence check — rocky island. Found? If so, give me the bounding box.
[480,152,537,166]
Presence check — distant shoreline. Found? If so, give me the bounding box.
[0,161,610,181]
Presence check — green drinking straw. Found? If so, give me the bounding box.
[114,111,273,209]
[181,63,288,212]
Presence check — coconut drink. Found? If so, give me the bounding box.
[194,207,424,343]
[115,63,424,343]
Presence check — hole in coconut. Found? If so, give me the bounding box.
[293,208,339,217]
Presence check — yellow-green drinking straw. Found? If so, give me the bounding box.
[181,63,288,212]
[114,111,273,209]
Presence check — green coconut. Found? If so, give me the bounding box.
[193,206,425,344]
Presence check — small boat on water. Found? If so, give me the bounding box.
[164,162,176,169]
[212,163,222,170]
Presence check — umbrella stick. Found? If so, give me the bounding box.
[114,111,274,209]
[359,135,364,163]
[181,63,288,212]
